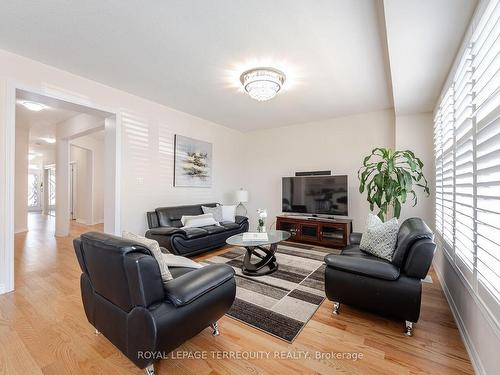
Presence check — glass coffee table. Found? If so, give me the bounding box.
[226,230,291,276]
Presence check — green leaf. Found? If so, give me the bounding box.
[377,210,385,221]
[394,198,401,218]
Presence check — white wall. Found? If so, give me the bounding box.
[14,126,29,233]
[242,110,396,231]
[70,134,105,225]
[395,112,435,228]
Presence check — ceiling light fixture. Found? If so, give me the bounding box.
[240,67,286,101]
[21,101,47,111]
[41,137,56,144]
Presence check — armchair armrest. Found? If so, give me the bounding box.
[324,254,400,281]
[349,232,362,245]
[163,264,235,307]
[235,215,248,225]
[146,227,186,236]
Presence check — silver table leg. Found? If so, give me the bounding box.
[405,320,413,336]
[210,322,220,336]
[332,302,340,315]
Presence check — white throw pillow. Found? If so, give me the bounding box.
[221,205,237,222]
[163,254,203,269]
[181,213,219,228]
[122,231,173,284]
[201,205,223,222]
[359,214,399,262]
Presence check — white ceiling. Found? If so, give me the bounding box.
[384,0,477,115]
[16,102,78,152]
[1,1,477,131]
[16,89,107,154]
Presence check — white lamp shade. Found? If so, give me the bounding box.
[236,189,249,203]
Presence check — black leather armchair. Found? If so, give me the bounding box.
[324,218,436,336]
[74,232,236,375]
[146,203,249,257]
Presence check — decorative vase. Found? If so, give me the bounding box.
[257,209,267,233]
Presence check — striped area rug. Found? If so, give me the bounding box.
[203,241,341,342]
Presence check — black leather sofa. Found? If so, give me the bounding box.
[74,232,236,375]
[324,218,436,336]
[146,203,249,257]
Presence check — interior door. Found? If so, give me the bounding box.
[70,162,77,220]
[27,171,42,212]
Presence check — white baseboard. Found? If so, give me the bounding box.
[433,260,486,375]
[14,228,28,234]
[0,284,5,294]
[76,218,88,225]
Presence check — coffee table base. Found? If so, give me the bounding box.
[242,243,278,276]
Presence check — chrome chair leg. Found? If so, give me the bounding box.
[404,320,413,336]
[210,322,220,336]
[144,364,155,375]
[332,302,340,315]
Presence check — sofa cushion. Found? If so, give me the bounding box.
[341,247,366,257]
[220,221,240,230]
[147,227,186,236]
[169,266,195,279]
[202,225,227,235]
[324,253,400,281]
[360,214,399,261]
[183,227,208,239]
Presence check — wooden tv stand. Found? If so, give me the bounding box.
[276,215,352,248]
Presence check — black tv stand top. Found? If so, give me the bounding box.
[278,214,352,224]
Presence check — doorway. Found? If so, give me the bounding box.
[1,85,121,294]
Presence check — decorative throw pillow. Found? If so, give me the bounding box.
[122,231,173,284]
[202,205,223,222]
[221,205,237,222]
[181,213,219,228]
[163,253,203,269]
[359,214,399,261]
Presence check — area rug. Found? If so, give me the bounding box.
[202,241,341,342]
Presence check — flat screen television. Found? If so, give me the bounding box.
[282,175,348,216]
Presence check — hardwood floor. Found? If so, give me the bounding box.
[0,213,474,374]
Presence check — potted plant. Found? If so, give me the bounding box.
[358,148,430,221]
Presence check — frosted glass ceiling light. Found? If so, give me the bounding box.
[240,67,286,101]
[21,101,47,111]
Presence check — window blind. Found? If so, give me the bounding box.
[434,0,500,323]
